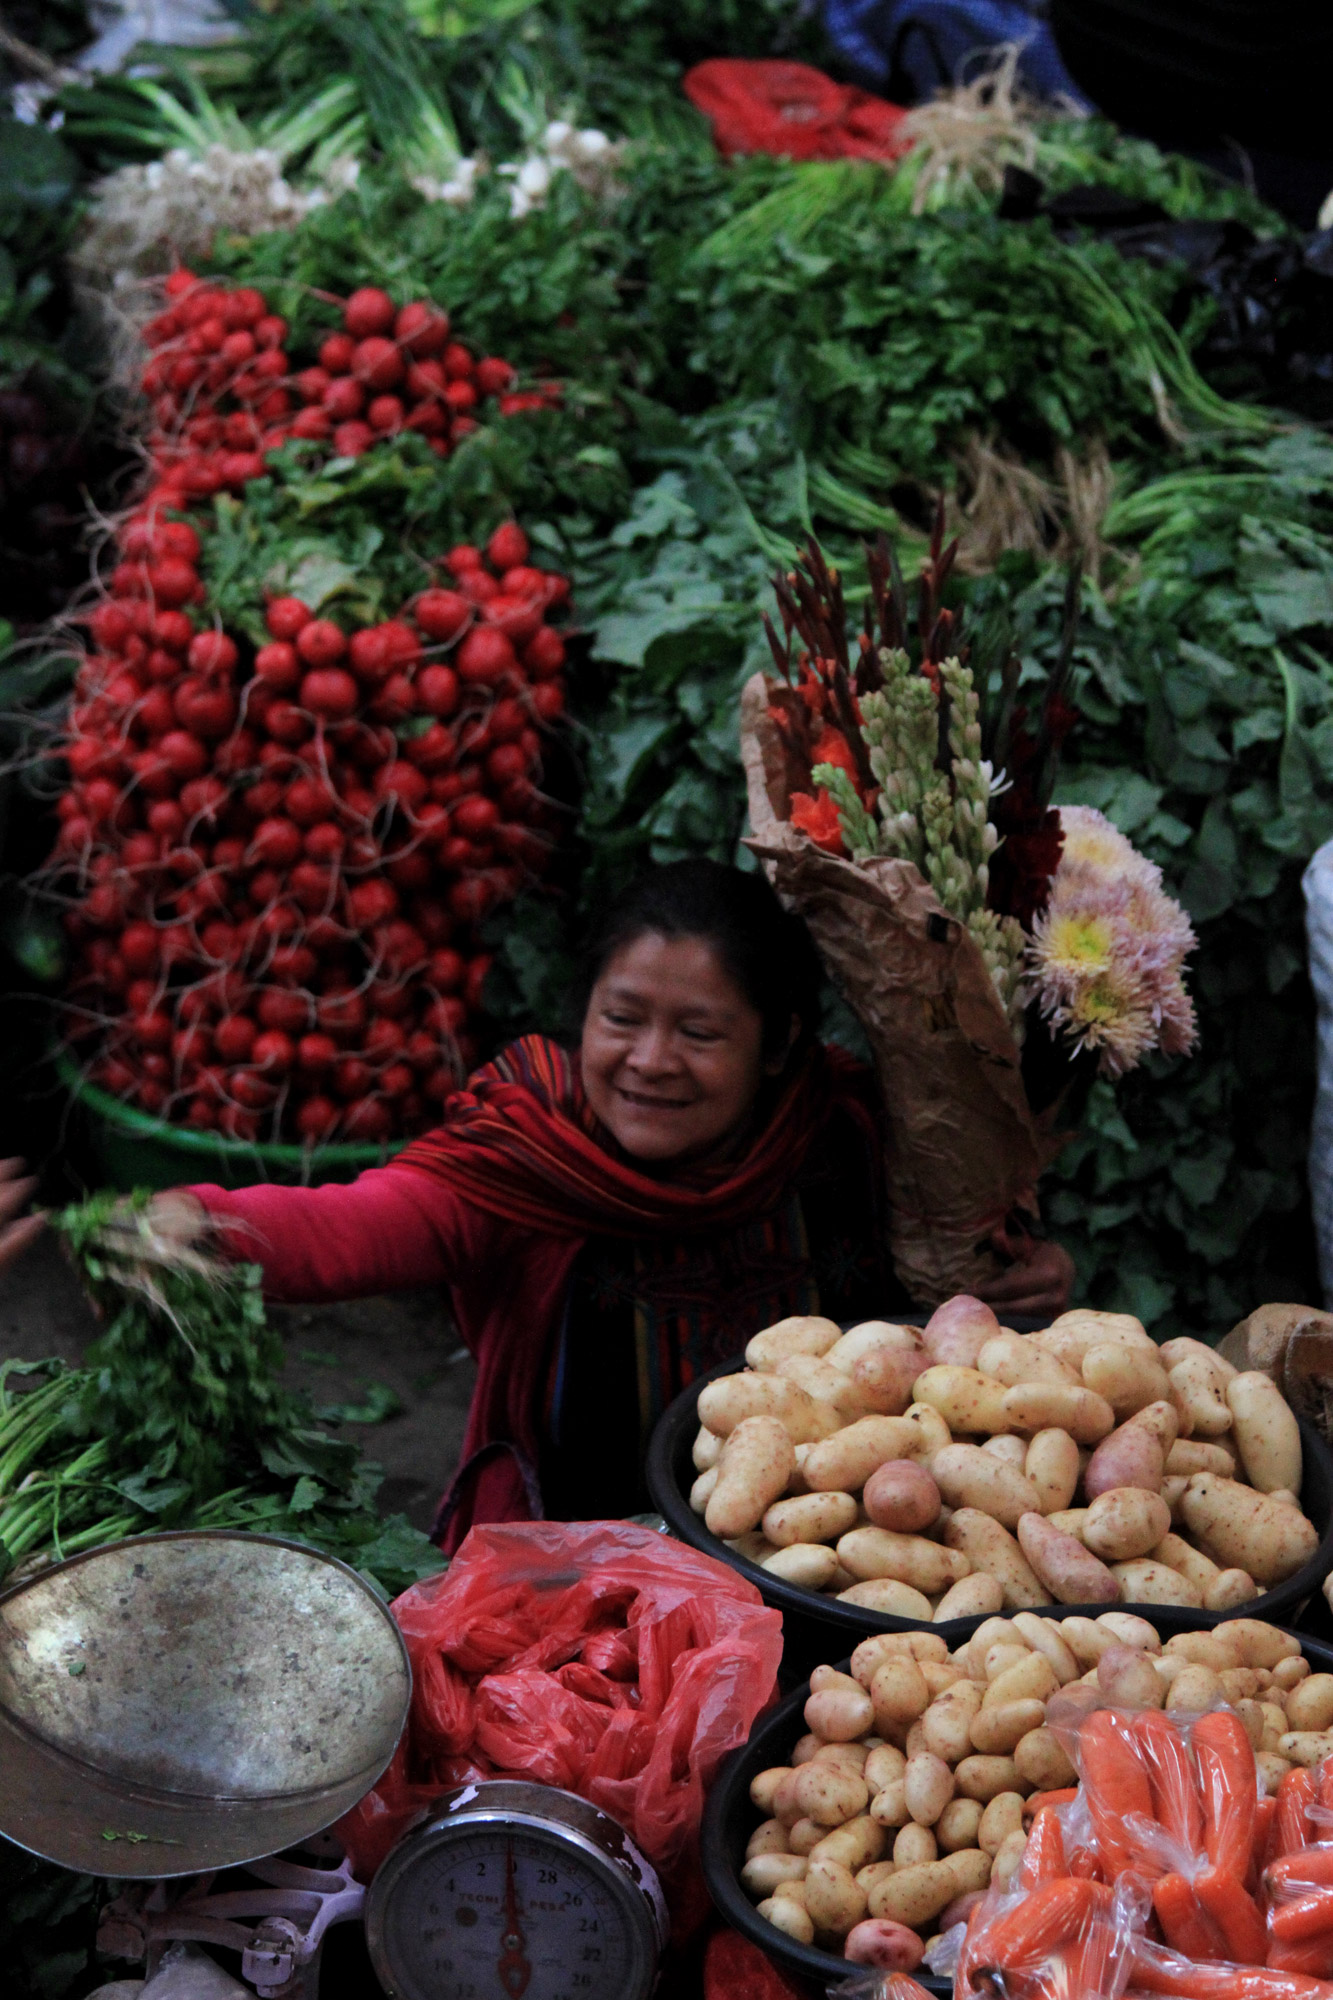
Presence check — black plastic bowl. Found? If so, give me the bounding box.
[646,1350,1333,1678]
[701,1614,1333,1997]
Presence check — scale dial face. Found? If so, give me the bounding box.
[366,1785,665,2000]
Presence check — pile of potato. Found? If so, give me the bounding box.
[689,1299,1321,1617]
[742,1612,1328,1966]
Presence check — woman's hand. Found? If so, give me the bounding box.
[0,1157,44,1274]
[973,1240,1076,1319]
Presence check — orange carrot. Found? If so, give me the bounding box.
[1131,1935,1333,1998]
[1268,1933,1333,1978]
[1274,1769,1318,1859]
[1256,1797,1280,1877]
[1018,1806,1068,1890]
[1271,1889,1333,1945]
[1152,1872,1226,1960]
[1195,1710,1258,1882]
[1194,1864,1268,1965]
[1135,1710,1204,1858]
[983,1877,1107,1964]
[1082,1708,1156,1877]
[1270,1848,1333,1896]
[1023,1787,1078,1818]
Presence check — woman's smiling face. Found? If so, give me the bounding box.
[580,932,781,1164]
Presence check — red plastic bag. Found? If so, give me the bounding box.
[683,59,911,163]
[336,1521,783,1938]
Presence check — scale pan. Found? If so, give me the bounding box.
[0,1530,411,1876]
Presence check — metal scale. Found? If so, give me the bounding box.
[0,1532,667,2000]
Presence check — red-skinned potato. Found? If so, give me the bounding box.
[921,1294,1001,1369]
[863,1459,942,1533]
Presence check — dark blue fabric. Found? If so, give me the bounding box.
[822,0,1091,106]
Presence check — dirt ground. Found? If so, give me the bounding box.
[0,1231,477,1532]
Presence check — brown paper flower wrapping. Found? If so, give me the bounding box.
[741,671,1071,1305]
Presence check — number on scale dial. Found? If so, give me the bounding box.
[375,1829,635,2000]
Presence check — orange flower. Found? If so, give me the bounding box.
[789,787,845,854]
[810,725,859,783]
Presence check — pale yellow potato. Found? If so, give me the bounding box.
[778,1352,874,1418]
[943,1510,1048,1609]
[934,1574,1005,1623]
[1011,1614,1080,1684]
[912,1365,1011,1435]
[920,1684,984,1763]
[1112,1559,1203,1607]
[855,1862,899,1897]
[1166,1664,1224,1713]
[791,1760,871,1827]
[977,1335,1078,1388]
[905,1401,953,1458]
[706,1416,798,1538]
[1165,1628,1245,1667]
[759,1896,815,1945]
[1025,1429,1080,1515]
[1226,1372,1303,1495]
[1165,1439,1237,1477]
[1258,1752,1295,1794]
[1218,1667,1270,1702]
[811,1740,870,1771]
[1127,1400,1181,1453]
[1216,1618,1302,1668]
[837,1526,970,1595]
[806,1677,876,1742]
[841,1582,939,1621]
[904,1752,955,1826]
[693,1425,723,1471]
[1233,1698,1267,1750]
[1017,1512,1118,1604]
[893,1823,937,1868]
[851,1632,948,1681]
[869,1780,910,1829]
[931,1443,1042,1527]
[1206,1568,1259,1610]
[808,1832,880,1872]
[726,1530,780,1564]
[1046,1508,1090,1541]
[1150,1531,1218,1591]
[1274,1657,1312,1691]
[981,1643,1030,1685]
[921,1661,967,1698]
[967,1615,1028,1665]
[751,1766,793,1814]
[936,1798,984,1852]
[982,1433,1031,1470]
[698,1373,840,1444]
[804,1416,929,1492]
[1084,1420,1164,1499]
[868,1851,991,1928]
[746,1314,843,1371]
[742,1853,808,1896]
[864,1743,907,1789]
[1096,1645,1163,1708]
[747,1819,793,1860]
[763,1491,858,1548]
[970,1699,1046,1755]
[1159,1336,1237,1385]
[1285,1675,1333,1732]
[827,1321,925,1375]
[954,1755,1024,1803]
[870,1657,932,1731]
[804,1855,867,1937]
[1058,1616,1114,1667]
[1280,1731,1333,1769]
[978,1792,1025,1858]
[1180,1473,1319,1585]
[1013,1725,1077,1791]
[1082,1342,1172,1417]
[1270,1490,1301,1509]
[1084,1487,1172,1562]
[762,1544,840,1591]
[689,1466,718,1514]
[1033,1309,1152,1368]
[984,1651,1059,1708]
[1169,1358,1234,1437]
[992,1827,1030,1891]
[1001,1382,1115,1445]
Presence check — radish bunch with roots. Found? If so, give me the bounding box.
[44,276,571,1149]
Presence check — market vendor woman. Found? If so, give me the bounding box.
[23,862,1073,1544]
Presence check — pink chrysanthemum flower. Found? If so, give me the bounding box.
[1027,806,1198,1076]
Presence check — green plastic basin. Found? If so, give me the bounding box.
[54,1048,406,1193]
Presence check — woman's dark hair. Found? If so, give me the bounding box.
[582,860,823,1061]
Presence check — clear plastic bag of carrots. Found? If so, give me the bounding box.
[955,1702,1333,2000]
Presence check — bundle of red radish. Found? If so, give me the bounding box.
[48,276,571,1149]
[136,270,561,506]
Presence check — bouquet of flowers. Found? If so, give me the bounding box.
[741,529,1196,1301]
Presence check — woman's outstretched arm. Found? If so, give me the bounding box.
[182,1167,462,1302]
